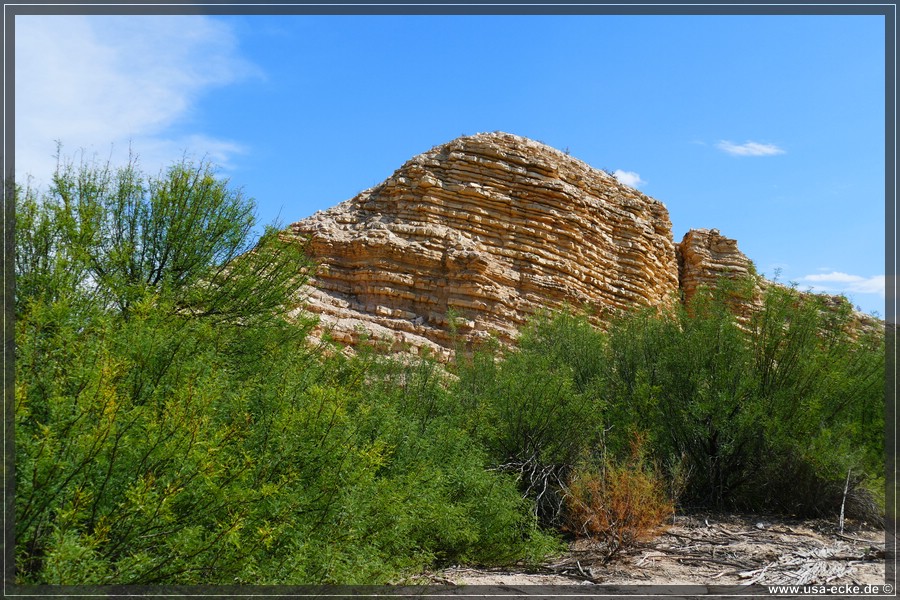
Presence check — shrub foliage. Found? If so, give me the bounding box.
[562,434,673,562]
[14,151,885,584]
[604,284,884,515]
[13,154,557,585]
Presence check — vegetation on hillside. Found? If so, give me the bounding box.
[13,155,885,585]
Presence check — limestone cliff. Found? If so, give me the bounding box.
[676,228,881,335]
[288,132,679,356]
[675,228,761,323]
[285,132,877,356]
[677,229,756,304]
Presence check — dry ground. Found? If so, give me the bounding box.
[420,513,887,588]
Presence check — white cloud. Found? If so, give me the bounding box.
[804,272,864,283]
[15,15,260,186]
[801,272,885,297]
[613,170,645,188]
[716,140,785,157]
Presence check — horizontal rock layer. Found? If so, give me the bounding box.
[289,132,680,356]
[677,228,756,304]
[677,229,881,336]
[286,132,880,356]
[676,227,761,324]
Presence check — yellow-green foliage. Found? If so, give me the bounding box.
[15,153,884,585]
[604,282,885,514]
[14,157,558,585]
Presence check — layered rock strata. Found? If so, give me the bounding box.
[677,229,881,336]
[288,132,680,356]
[677,228,757,303]
[287,132,879,356]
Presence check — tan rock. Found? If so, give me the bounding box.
[288,132,680,355]
[676,228,756,300]
[286,132,881,357]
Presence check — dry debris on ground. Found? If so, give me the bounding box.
[423,513,886,587]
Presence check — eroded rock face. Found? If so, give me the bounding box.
[286,132,879,356]
[676,228,882,336]
[288,132,680,356]
[677,228,757,303]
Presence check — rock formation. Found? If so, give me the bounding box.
[677,228,756,304]
[285,131,878,356]
[675,228,762,323]
[288,132,681,357]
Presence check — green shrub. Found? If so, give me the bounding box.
[15,150,884,584]
[452,313,607,526]
[603,280,885,514]
[321,350,562,580]
[14,155,561,584]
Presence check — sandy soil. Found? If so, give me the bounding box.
[419,513,888,589]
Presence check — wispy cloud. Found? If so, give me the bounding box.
[613,170,646,188]
[716,140,785,157]
[801,272,885,297]
[15,15,260,186]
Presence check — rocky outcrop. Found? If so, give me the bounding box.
[286,132,880,357]
[676,228,757,304]
[288,132,679,357]
[675,228,882,336]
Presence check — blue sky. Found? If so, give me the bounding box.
[15,13,888,317]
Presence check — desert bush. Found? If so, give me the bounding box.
[17,149,310,324]
[453,313,607,526]
[562,434,673,562]
[603,279,885,515]
[16,150,884,583]
[14,155,561,584]
[14,291,357,584]
[337,349,562,576]
[604,288,757,507]
[518,310,607,396]
[16,296,557,584]
[750,451,884,526]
